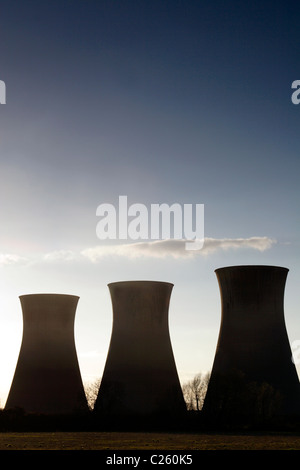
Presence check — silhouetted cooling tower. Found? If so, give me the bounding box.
[203,265,300,419]
[5,294,88,414]
[94,281,186,419]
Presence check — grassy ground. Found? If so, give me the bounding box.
[0,431,300,450]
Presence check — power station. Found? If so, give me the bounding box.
[94,281,186,419]
[203,265,300,419]
[3,267,300,425]
[5,294,88,414]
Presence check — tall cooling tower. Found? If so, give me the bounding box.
[94,281,186,419]
[203,265,300,419]
[5,294,88,414]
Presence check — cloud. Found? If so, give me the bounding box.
[0,237,276,267]
[81,236,276,262]
[0,253,28,266]
[201,236,276,254]
[43,250,77,262]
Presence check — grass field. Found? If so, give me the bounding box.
[0,431,300,450]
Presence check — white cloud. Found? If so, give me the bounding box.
[0,237,277,267]
[81,236,276,262]
[0,253,28,266]
[201,236,276,254]
[43,250,77,262]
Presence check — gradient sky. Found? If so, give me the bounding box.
[0,0,299,407]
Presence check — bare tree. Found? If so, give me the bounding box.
[84,377,101,410]
[182,372,210,411]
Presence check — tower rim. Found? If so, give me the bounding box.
[215,265,289,273]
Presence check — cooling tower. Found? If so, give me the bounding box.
[203,265,300,419]
[5,294,88,414]
[94,281,186,419]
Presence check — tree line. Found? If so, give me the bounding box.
[84,373,210,412]
[1,370,299,432]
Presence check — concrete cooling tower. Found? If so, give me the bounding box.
[94,281,186,419]
[5,294,88,415]
[203,265,300,419]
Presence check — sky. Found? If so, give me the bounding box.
[0,0,299,407]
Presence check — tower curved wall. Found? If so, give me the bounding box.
[203,265,300,418]
[94,281,186,418]
[5,293,88,414]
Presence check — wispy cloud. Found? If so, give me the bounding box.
[81,236,276,262]
[0,236,276,266]
[43,250,77,262]
[200,236,276,254]
[0,253,28,266]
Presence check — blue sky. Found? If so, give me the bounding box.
[0,0,299,406]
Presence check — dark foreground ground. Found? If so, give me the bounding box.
[1,432,300,450]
